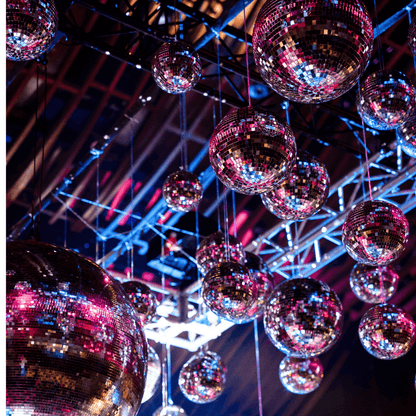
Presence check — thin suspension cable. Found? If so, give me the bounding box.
[161,344,168,408]
[64,205,67,248]
[232,190,237,238]
[216,35,223,120]
[166,343,173,405]
[130,123,135,278]
[408,9,416,82]
[31,64,40,239]
[212,75,222,231]
[223,184,230,261]
[180,93,188,170]
[179,96,184,169]
[243,0,251,107]
[253,319,263,416]
[95,156,100,262]
[373,0,384,70]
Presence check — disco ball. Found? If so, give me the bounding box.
[408,13,416,57]
[7,0,58,61]
[358,303,416,360]
[237,251,275,323]
[261,151,330,220]
[350,263,399,304]
[202,262,258,324]
[142,346,161,403]
[264,277,343,357]
[196,231,245,275]
[122,280,158,326]
[279,356,324,394]
[178,351,226,404]
[153,405,187,416]
[162,170,203,212]
[397,111,416,158]
[6,240,147,416]
[357,70,416,130]
[342,200,409,266]
[252,0,373,103]
[151,41,201,94]
[209,107,296,195]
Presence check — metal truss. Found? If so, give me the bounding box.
[245,142,416,278]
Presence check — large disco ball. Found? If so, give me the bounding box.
[238,251,275,323]
[209,107,297,195]
[357,70,416,130]
[162,170,203,212]
[397,111,416,158]
[350,263,399,304]
[279,356,324,394]
[6,240,147,416]
[342,200,409,266]
[202,262,258,324]
[252,0,373,103]
[409,14,416,57]
[153,405,187,416]
[7,0,58,61]
[151,41,201,94]
[122,280,158,326]
[142,346,161,403]
[358,303,416,360]
[264,277,343,357]
[178,351,227,404]
[261,151,330,220]
[196,231,245,275]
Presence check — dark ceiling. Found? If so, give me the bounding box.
[6,0,416,415]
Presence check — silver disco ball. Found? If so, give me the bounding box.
[6,240,148,416]
[349,263,399,304]
[261,151,330,220]
[342,200,409,266]
[7,0,58,61]
[142,346,161,403]
[153,405,187,416]
[357,70,416,130]
[358,303,416,360]
[252,0,373,103]
[202,262,258,324]
[162,170,203,212]
[264,277,343,358]
[238,251,275,323]
[122,280,158,326]
[279,356,324,394]
[209,107,297,195]
[409,13,416,57]
[178,351,227,404]
[397,111,416,158]
[151,41,201,94]
[196,231,245,276]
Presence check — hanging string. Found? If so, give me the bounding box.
[161,344,168,408]
[215,36,223,232]
[232,190,237,238]
[179,93,188,170]
[64,204,68,248]
[358,79,373,201]
[243,0,252,107]
[223,185,230,261]
[372,0,384,70]
[216,34,223,120]
[130,122,135,278]
[253,319,263,416]
[408,9,416,81]
[95,154,100,262]
[166,343,173,405]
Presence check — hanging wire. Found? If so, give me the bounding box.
[232,190,237,238]
[95,154,100,262]
[161,344,168,408]
[373,0,385,70]
[179,93,188,170]
[64,204,68,248]
[216,34,223,120]
[166,343,173,405]
[253,319,263,416]
[130,122,135,278]
[223,185,231,261]
[408,9,416,82]
[243,0,252,107]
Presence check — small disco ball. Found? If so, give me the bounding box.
[162,170,203,212]
[178,351,227,404]
[357,70,416,130]
[7,0,58,61]
[237,251,275,323]
[151,41,201,94]
[202,261,258,324]
[142,346,161,403]
[196,231,245,275]
[350,263,399,304]
[122,280,158,326]
[342,200,409,266]
[261,151,330,221]
[6,240,147,416]
[264,277,343,357]
[252,0,373,103]
[279,356,324,394]
[153,405,188,416]
[209,107,297,195]
[358,303,416,360]
[397,111,416,158]
[408,14,416,57]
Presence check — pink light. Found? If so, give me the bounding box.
[157,210,173,225]
[141,271,155,282]
[145,188,162,211]
[100,171,112,186]
[229,210,249,236]
[241,229,254,247]
[106,178,133,221]
[118,209,132,226]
